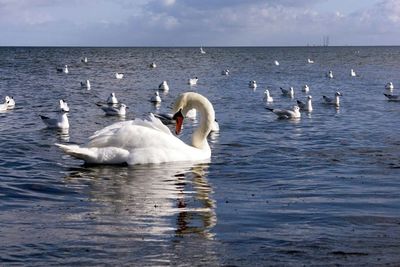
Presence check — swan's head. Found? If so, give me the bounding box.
[172,92,214,135]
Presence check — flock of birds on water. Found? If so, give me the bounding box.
[0,48,399,166]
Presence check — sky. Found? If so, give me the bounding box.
[0,0,399,46]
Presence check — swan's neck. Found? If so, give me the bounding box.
[187,96,215,150]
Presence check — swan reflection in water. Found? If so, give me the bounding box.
[64,161,216,240]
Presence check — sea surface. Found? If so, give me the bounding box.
[1,46,400,266]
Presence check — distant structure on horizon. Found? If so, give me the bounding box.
[323,35,330,47]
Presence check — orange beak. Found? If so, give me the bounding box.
[172,109,184,135]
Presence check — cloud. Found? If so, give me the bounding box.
[0,0,399,46]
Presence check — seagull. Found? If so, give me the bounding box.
[150,62,157,68]
[350,69,357,77]
[323,91,342,107]
[263,89,273,103]
[266,105,301,119]
[188,77,198,86]
[307,58,314,64]
[249,80,257,89]
[106,92,118,105]
[0,96,12,111]
[40,113,69,129]
[158,81,169,91]
[81,57,88,63]
[100,103,128,116]
[115,72,124,79]
[384,93,400,101]
[326,70,333,79]
[40,100,69,129]
[80,80,91,90]
[57,65,69,74]
[274,60,280,66]
[302,84,310,93]
[297,95,313,112]
[5,96,15,109]
[150,91,162,103]
[281,87,294,98]
[221,69,230,76]
[59,99,69,112]
[385,82,394,91]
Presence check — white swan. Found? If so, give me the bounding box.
[326,70,333,79]
[188,77,198,86]
[55,92,216,165]
[59,99,69,112]
[80,80,91,90]
[263,89,273,103]
[115,72,124,79]
[249,80,257,89]
[158,81,169,91]
[302,84,310,93]
[150,91,162,103]
[281,87,294,98]
[385,82,394,91]
[323,91,342,107]
[100,103,128,116]
[297,95,313,112]
[266,105,301,119]
[350,69,356,77]
[107,92,118,105]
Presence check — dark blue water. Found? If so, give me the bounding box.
[1,46,400,266]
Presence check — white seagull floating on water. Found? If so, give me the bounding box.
[80,80,91,90]
[350,69,357,77]
[158,81,169,91]
[0,96,15,111]
[302,84,310,93]
[266,105,301,119]
[221,69,230,76]
[274,60,280,66]
[385,82,394,91]
[115,72,124,79]
[55,92,216,165]
[150,91,162,103]
[107,92,118,105]
[307,58,314,64]
[188,77,198,86]
[323,91,342,107]
[281,87,294,98]
[57,65,69,74]
[326,70,333,79]
[297,95,313,112]
[249,80,257,89]
[100,103,128,116]
[263,89,273,103]
[40,100,70,129]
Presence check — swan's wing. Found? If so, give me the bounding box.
[87,114,173,148]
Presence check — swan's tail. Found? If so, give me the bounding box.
[55,143,129,164]
[55,143,97,162]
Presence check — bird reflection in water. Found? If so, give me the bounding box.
[63,161,216,240]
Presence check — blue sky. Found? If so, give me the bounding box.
[0,0,399,46]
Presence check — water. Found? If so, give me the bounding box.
[1,46,400,266]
